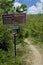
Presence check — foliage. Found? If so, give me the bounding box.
[25,14,43,52]
[21,4,27,11]
[27,14,43,41]
[0,0,15,14]
[0,25,16,65]
[0,25,13,51]
[16,4,27,13]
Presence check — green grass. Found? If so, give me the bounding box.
[26,14,43,53]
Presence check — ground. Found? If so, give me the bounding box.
[23,39,43,65]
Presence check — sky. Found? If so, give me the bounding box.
[14,0,43,14]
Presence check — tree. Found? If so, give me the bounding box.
[16,4,27,13]
[0,0,15,14]
[21,4,27,11]
[0,0,15,22]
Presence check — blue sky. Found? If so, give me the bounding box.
[17,0,40,8]
[14,0,43,14]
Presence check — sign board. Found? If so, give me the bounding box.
[11,25,19,34]
[11,25,19,30]
[2,13,26,24]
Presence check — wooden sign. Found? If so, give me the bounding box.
[2,13,26,24]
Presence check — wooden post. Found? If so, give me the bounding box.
[14,34,16,57]
[13,32,16,57]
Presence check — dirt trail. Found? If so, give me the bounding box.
[24,39,43,65]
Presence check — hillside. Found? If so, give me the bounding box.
[26,14,43,52]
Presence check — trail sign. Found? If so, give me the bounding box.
[2,13,26,57]
[2,13,26,24]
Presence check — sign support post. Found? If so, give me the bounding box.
[13,32,16,57]
[12,25,19,57]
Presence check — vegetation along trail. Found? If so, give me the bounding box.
[24,39,43,65]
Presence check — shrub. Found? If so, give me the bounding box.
[0,25,13,51]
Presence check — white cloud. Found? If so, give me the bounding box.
[40,0,43,2]
[14,2,21,7]
[27,2,43,14]
[27,6,38,14]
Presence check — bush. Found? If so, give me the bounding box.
[0,25,13,51]
[0,25,16,65]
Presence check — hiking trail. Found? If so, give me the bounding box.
[24,39,43,65]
